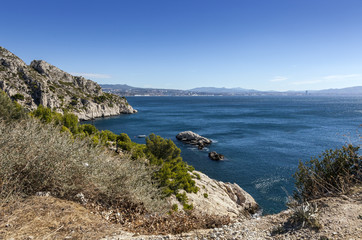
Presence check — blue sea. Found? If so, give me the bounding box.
[86,96,362,214]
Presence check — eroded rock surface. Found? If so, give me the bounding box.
[0,47,136,120]
[169,171,259,220]
[176,131,212,149]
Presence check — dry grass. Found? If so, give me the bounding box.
[0,196,125,240]
[0,118,166,213]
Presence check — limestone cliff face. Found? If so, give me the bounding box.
[170,171,259,219]
[0,47,136,120]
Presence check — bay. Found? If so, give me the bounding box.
[86,96,362,214]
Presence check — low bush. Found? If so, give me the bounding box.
[0,118,165,213]
[0,90,28,122]
[294,144,361,201]
[12,93,24,101]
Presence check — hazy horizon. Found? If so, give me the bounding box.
[2,0,362,91]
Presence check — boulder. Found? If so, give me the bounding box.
[209,151,224,161]
[176,131,212,149]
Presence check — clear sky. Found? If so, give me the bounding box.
[2,0,362,91]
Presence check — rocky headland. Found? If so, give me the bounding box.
[0,47,136,120]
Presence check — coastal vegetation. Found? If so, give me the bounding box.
[0,89,361,238]
[29,102,199,206]
[0,90,231,236]
[294,145,361,201]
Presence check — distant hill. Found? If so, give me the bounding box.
[100,84,138,91]
[311,86,362,96]
[190,87,258,94]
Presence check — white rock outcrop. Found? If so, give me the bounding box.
[170,171,259,219]
[176,131,212,149]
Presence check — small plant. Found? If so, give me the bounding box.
[171,204,178,212]
[203,193,208,198]
[12,93,25,101]
[287,198,321,229]
[271,225,286,235]
[182,203,193,211]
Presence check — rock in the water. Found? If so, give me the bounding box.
[0,46,137,120]
[176,131,212,149]
[208,151,224,161]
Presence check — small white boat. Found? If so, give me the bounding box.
[137,135,147,138]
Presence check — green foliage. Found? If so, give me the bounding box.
[62,112,79,134]
[12,93,24,101]
[118,133,131,143]
[79,124,99,136]
[0,91,28,122]
[94,95,106,103]
[294,144,361,201]
[117,135,146,160]
[203,193,208,198]
[146,134,199,197]
[100,130,118,142]
[171,204,178,212]
[176,192,188,204]
[182,203,194,211]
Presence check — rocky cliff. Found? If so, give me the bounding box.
[0,47,136,120]
[170,171,259,219]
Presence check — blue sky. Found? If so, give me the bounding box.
[2,0,362,91]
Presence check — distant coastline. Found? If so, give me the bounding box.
[100,84,362,97]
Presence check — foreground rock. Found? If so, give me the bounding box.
[176,131,212,149]
[169,171,259,220]
[209,151,224,160]
[0,47,136,120]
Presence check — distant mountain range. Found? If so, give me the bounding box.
[100,84,362,97]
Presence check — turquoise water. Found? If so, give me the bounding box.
[86,96,362,214]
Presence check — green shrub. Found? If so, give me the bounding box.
[146,134,199,197]
[62,112,79,134]
[12,93,25,101]
[294,144,361,201]
[100,130,118,142]
[94,95,106,103]
[182,203,193,210]
[118,133,132,143]
[0,91,27,122]
[203,193,208,198]
[176,192,188,204]
[80,124,99,136]
[171,204,178,212]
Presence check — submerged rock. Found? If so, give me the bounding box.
[209,151,224,161]
[176,131,212,149]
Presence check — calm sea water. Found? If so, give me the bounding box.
[86,96,362,214]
